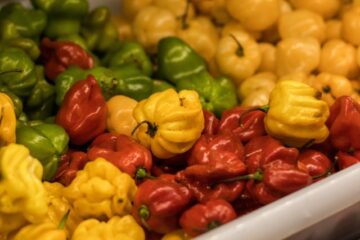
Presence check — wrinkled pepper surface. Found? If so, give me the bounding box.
[0,92,16,146]
[11,221,67,240]
[297,149,332,180]
[202,109,219,135]
[336,150,360,170]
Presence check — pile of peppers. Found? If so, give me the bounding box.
[0,1,360,240]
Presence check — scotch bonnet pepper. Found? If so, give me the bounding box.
[132,89,204,159]
[297,149,332,180]
[55,75,107,145]
[12,221,67,240]
[0,92,16,146]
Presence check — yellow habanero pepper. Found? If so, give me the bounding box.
[276,37,320,77]
[72,215,145,240]
[133,89,204,159]
[106,95,138,137]
[325,20,342,41]
[342,5,360,46]
[63,158,137,220]
[258,43,276,73]
[0,144,48,234]
[120,0,153,21]
[319,39,359,79]
[221,21,262,41]
[133,6,177,53]
[289,0,340,19]
[307,73,354,106]
[225,0,280,31]
[238,72,277,107]
[112,16,134,41]
[216,31,261,86]
[278,10,326,43]
[11,222,67,240]
[278,72,311,84]
[154,0,193,19]
[264,80,330,148]
[0,93,16,146]
[161,230,191,240]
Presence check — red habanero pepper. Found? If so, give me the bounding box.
[87,133,152,180]
[326,96,360,152]
[203,109,220,135]
[232,191,261,217]
[218,106,266,143]
[54,150,88,186]
[297,149,332,180]
[185,133,246,182]
[336,150,360,170]
[40,38,94,81]
[179,199,237,237]
[55,75,107,145]
[132,174,192,234]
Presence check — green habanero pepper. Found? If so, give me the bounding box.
[152,80,175,94]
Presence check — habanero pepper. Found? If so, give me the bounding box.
[297,149,332,180]
[202,109,219,135]
[55,75,107,145]
[40,38,94,81]
[336,150,360,170]
[179,199,237,237]
[0,92,16,146]
[87,133,152,181]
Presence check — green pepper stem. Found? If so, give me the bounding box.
[208,220,221,230]
[0,69,23,76]
[217,170,263,184]
[135,167,155,180]
[229,34,244,57]
[139,205,151,230]
[131,120,158,138]
[58,210,70,230]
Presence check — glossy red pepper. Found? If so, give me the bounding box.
[40,37,94,81]
[179,199,237,237]
[232,191,261,217]
[185,133,246,182]
[297,149,332,180]
[55,75,107,145]
[54,150,88,186]
[132,174,192,234]
[203,109,220,135]
[87,133,152,180]
[336,151,360,170]
[218,106,266,143]
[327,96,360,152]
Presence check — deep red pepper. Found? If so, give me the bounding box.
[326,96,360,152]
[297,149,332,180]
[203,109,219,135]
[53,150,88,186]
[218,106,266,143]
[87,133,152,180]
[55,75,107,145]
[179,199,237,237]
[40,38,94,81]
[132,174,192,234]
[185,133,246,182]
[232,191,262,217]
[336,150,360,170]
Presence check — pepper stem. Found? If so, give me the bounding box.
[208,220,221,230]
[230,34,244,57]
[131,120,158,138]
[181,1,190,29]
[139,205,151,230]
[58,210,70,230]
[217,170,263,184]
[0,69,23,76]
[135,167,155,180]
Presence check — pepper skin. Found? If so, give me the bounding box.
[336,151,360,170]
[133,89,204,159]
[132,174,192,234]
[54,151,88,186]
[12,222,67,240]
[63,158,137,220]
[40,38,94,81]
[218,106,266,144]
[0,144,48,233]
[72,215,145,240]
[297,149,332,180]
[87,133,153,180]
[289,0,340,19]
[55,75,107,145]
[16,122,69,181]
[264,80,330,148]
[202,109,219,135]
[0,92,16,146]
[179,199,237,237]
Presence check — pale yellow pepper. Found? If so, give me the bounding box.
[112,16,134,41]
[325,20,342,41]
[0,93,16,147]
[278,10,326,43]
[350,80,360,103]
[120,0,153,21]
[289,0,340,19]
[276,37,320,77]
[192,0,230,25]
[342,5,360,46]
[258,43,276,73]
[162,230,191,240]
[238,72,277,107]
[133,6,177,53]
[278,72,311,83]
[72,215,145,240]
[11,222,67,240]
[63,158,137,220]
[264,80,330,147]
[216,31,261,86]
[225,0,280,31]
[307,73,354,106]
[133,89,204,159]
[154,0,191,18]
[106,95,138,137]
[318,39,359,79]
[221,21,262,41]
[0,144,48,234]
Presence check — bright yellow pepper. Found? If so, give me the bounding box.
[258,43,276,73]
[72,215,145,240]
[221,21,262,41]
[216,31,261,86]
[133,6,177,53]
[238,72,277,107]
[154,0,191,18]
[161,230,191,240]
[342,5,360,46]
[307,73,354,106]
[120,0,153,21]
[276,37,320,77]
[278,10,326,43]
[319,39,359,78]
[325,20,342,41]
[264,80,330,148]
[225,0,280,31]
[278,72,311,83]
[0,144,48,234]
[106,95,138,137]
[289,0,340,19]
[112,16,134,41]
[11,222,67,240]
[0,93,16,147]
[63,158,137,220]
[192,0,230,25]
[133,89,204,159]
